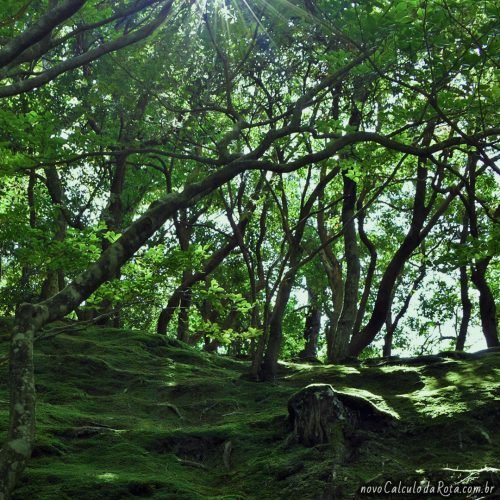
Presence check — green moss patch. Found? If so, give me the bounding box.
[0,326,498,499]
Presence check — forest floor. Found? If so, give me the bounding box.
[0,324,499,499]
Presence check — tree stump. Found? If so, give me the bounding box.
[288,384,345,446]
[287,384,396,447]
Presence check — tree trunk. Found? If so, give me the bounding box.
[300,290,321,359]
[0,305,39,499]
[260,272,295,380]
[471,260,498,347]
[383,306,395,358]
[288,384,345,447]
[330,174,360,362]
[176,285,192,343]
[40,193,67,301]
[457,265,472,351]
[352,198,377,337]
[317,172,344,361]
[349,159,430,358]
[98,153,128,326]
[456,212,471,351]
[0,158,254,496]
[466,157,499,348]
[328,103,363,362]
[157,288,182,335]
[260,166,341,379]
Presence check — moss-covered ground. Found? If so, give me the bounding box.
[0,324,499,499]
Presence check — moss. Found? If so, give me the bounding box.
[0,326,498,499]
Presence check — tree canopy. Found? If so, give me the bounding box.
[0,0,498,495]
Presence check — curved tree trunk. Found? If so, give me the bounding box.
[330,174,360,362]
[259,166,341,379]
[328,102,364,362]
[471,260,498,347]
[156,203,255,335]
[349,156,431,358]
[98,152,129,327]
[176,285,192,343]
[157,288,183,335]
[383,264,426,357]
[466,157,499,348]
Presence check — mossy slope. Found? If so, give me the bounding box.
[0,325,498,499]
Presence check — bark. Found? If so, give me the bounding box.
[300,290,321,359]
[288,384,345,447]
[466,157,499,347]
[0,156,252,497]
[327,100,364,362]
[317,166,343,361]
[18,173,37,304]
[350,160,469,358]
[349,240,422,357]
[40,167,67,300]
[0,0,86,68]
[383,312,394,358]
[301,309,321,359]
[98,153,129,326]
[330,174,360,362]
[456,211,471,351]
[172,210,193,341]
[352,199,377,337]
[259,180,305,380]
[0,305,43,499]
[457,265,472,351]
[471,260,498,347]
[0,99,492,496]
[176,288,192,343]
[260,270,296,380]
[104,153,128,236]
[249,196,272,378]
[27,172,36,228]
[287,384,395,447]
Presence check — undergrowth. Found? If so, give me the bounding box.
[0,324,498,499]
